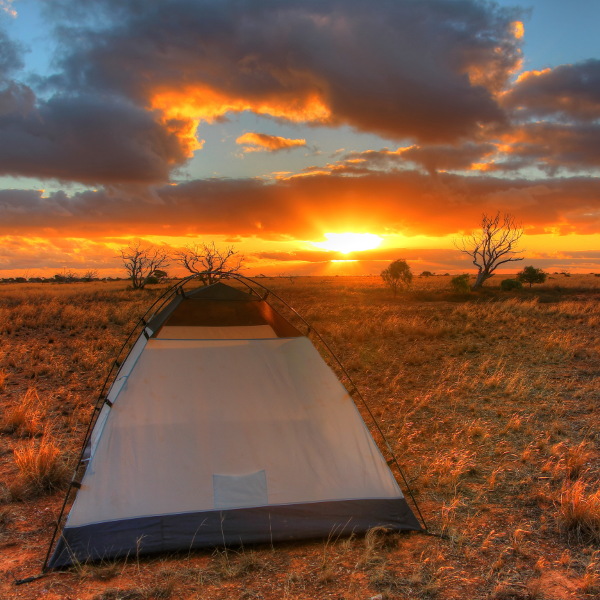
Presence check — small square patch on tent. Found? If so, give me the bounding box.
[213,470,268,509]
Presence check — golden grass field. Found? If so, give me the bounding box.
[0,274,599,599]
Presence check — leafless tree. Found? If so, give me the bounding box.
[120,242,170,289]
[82,269,99,282]
[174,242,244,285]
[456,212,524,290]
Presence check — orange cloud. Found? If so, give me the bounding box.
[2,169,599,244]
[236,132,307,153]
[511,21,525,40]
[514,68,553,86]
[151,86,330,137]
[150,84,331,149]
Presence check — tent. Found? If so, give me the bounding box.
[46,279,422,569]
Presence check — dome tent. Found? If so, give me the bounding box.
[46,277,423,569]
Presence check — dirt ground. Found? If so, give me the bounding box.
[1,276,599,599]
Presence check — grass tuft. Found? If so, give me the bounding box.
[582,551,600,595]
[0,387,44,437]
[12,433,69,497]
[557,479,600,544]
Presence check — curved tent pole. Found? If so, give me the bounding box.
[44,273,427,571]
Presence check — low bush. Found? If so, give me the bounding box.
[500,278,523,291]
[450,274,470,293]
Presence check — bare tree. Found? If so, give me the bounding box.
[120,242,170,289]
[456,212,524,290]
[82,269,99,282]
[174,242,244,285]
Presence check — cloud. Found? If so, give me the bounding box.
[0,1,16,17]
[236,132,306,153]
[252,247,464,266]
[0,21,195,184]
[49,0,521,146]
[339,143,498,175]
[0,28,22,76]
[0,0,525,185]
[2,169,599,239]
[0,93,193,184]
[496,122,600,175]
[503,60,600,122]
[0,235,119,273]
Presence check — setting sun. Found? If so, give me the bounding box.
[312,232,383,254]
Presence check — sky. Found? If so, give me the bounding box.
[0,0,599,278]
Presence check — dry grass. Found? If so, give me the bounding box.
[11,433,69,497]
[557,480,600,544]
[581,551,600,595]
[1,388,45,437]
[0,277,598,600]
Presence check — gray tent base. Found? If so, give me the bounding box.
[48,498,421,569]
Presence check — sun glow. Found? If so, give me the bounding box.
[312,232,383,254]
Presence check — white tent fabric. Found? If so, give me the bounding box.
[48,283,421,568]
[68,337,401,527]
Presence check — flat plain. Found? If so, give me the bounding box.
[1,274,599,599]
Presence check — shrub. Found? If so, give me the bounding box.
[500,278,523,291]
[381,259,413,296]
[451,274,470,293]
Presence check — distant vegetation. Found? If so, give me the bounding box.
[381,258,413,296]
[517,265,548,287]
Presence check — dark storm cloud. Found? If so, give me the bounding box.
[0,20,192,184]
[1,170,599,238]
[503,60,600,122]
[0,93,191,183]
[50,0,521,142]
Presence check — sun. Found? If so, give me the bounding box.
[312,232,383,254]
